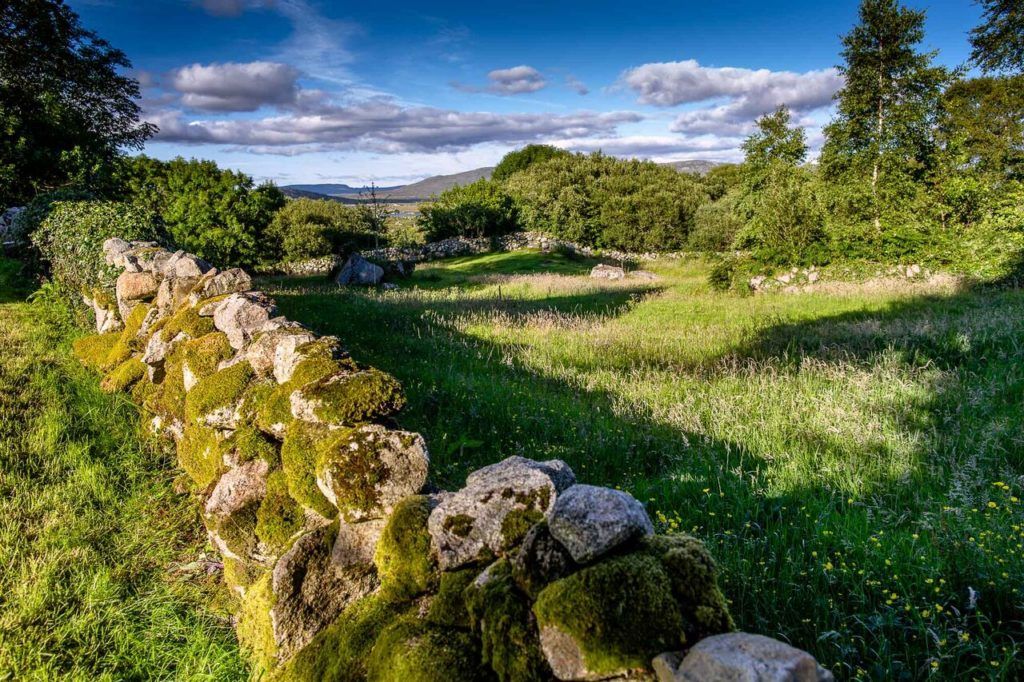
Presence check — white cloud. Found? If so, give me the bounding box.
[453,65,547,95]
[565,74,589,96]
[552,134,743,160]
[171,61,300,112]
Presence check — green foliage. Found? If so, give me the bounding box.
[505,152,708,251]
[741,106,808,174]
[689,190,745,252]
[939,75,1024,183]
[417,179,519,240]
[267,198,371,263]
[492,144,571,182]
[119,156,285,268]
[970,0,1024,74]
[31,200,158,299]
[735,166,827,265]
[0,0,155,206]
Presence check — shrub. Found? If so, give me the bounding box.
[266,198,368,262]
[689,190,746,252]
[734,165,827,265]
[417,179,519,241]
[492,144,571,182]
[385,218,427,248]
[8,187,95,250]
[32,200,158,296]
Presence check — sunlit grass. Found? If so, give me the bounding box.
[262,249,1024,680]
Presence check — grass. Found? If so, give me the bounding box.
[259,248,1024,681]
[0,258,246,681]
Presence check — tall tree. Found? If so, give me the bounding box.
[741,106,807,181]
[970,0,1024,74]
[820,0,948,231]
[939,75,1024,181]
[0,0,155,206]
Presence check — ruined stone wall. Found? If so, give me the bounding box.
[71,237,831,682]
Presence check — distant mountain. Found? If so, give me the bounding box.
[281,183,402,196]
[280,187,361,204]
[382,167,494,200]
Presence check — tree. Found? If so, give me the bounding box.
[357,183,395,248]
[820,0,948,232]
[0,0,155,206]
[491,144,571,182]
[417,179,519,241]
[970,0,1024,74]
[741,106,808,172]
[939,75,1024,181]
[266,198,367,263]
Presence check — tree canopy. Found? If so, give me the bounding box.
[970,0,1024,74]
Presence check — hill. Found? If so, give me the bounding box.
[382,166,495,199]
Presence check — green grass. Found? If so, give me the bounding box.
[0,260,246,680]
[260,249,1024,681]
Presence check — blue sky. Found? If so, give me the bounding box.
[70,0,983,185]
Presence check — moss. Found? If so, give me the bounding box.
[499,508,544,550]
[224,424,280,466]
[374,495,438,601]
[211,501,260,560]
[177,422,223,488]
[427,568,477,628]
[185,359,254,425]
[300,368,406,426]
[100,357,146,393]
[144,349,186,421]
[178,332,233,385]
[240,379,276,423]
[237,572,278,674]
[255,356,344,436]
[365,616,490,682]
[161,303,215,341]
[640,534,735,641]
[532,553,685,677]
[443,513,476,539]
[272,593,405,682]
[104,303,150,369]
[280,420,337,519]
[72,332,120,372]
[465,559,548,682]
[256,470,307,556]
[224,555,266,595]
[90,286,117,311]
[315,427,409,522]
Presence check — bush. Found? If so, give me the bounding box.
[491,144,571,182]
[32,200,158,296]
[417,179,519,241]
[689,190,746,252]
[266,198,368,262]
[385,218,427,249]
[735,165,827,265]
[8,187,95,251]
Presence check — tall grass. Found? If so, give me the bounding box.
[262,250,1023,680]
[0,259,246,681]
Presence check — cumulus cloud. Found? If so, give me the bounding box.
[148,100,640,153]
[171,61,300,112]
[453,65,547,95]
[621,60,842,136]
[565,75,589,96]
[552,134,743,159]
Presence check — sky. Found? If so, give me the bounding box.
[69,0,984,186]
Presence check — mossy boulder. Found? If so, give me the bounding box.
[532,553,685,680]
[365,616,492,682]
[290,368,405,427]
[177,422,224,489]
[72,332,121,372]
[178,332,234,393]
[224,555,267,597]
[208,500,261,562]
[237,572,279,673]
[222,424,280,467]
[185,359,254,429]
[100,357,147,393]
[315,425,429,522]
[426,567,477,629]
[161,301,216,342]
[103,303,151,370]
[374,495,439,601]
[280,421,337,519]
[256,354,350,438]
[510,522,577,600]
[465,559,550,682]
[256,470,309,556]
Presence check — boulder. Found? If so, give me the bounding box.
[210,292,278,349]
[102,237,132,266]
[630,270,659,281]
[245,327,317,382]
[204,458,270,523]
[336,253,384,286]
[155,275,201,317]
[332,518,386,569]
[115,271,159,318]
[661,633,834,682]
[189,267,252,305]
[315,425,430,522]
[161,250,212,279]
[548,484,654,564]
[510,522,577,598]
[428,456,576,570]
[590,264,626,280]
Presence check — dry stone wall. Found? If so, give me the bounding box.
[70,237,831,681]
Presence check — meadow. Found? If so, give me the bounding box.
[0,258,245,680]
[259,249,1024,681]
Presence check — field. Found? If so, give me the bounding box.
[260,249,1024,680]
[0,259,245,680]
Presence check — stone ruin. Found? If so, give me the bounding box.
[69,236,832,681]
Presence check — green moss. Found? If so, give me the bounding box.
[211,501,260,560]
[300,368,406,426]
[272,594,405,682]
[179,332,233,385]
[144,349,186,422]
[240,379,276,424]
[177,422,223,489]
[256,470,307,556]
[161,303,215,341]
[443,513,475,539]
[427,568,477,628]
[104,303,150,370]
[640,534,735,641]
[465,559,548,682]
[374,495,438,601]
[223,556,266,595]
[315,427,409,522]
[185,359,254,425]
[499,508,544,550]
[72,332,120,372]
[366,616,490,682]
[90,286,116,311]
[532,553,685,677]
[255,356,345,436]
[237,572,278,673]
[280,420,337,519]
[100,357,146,393]
[224,424,280,466]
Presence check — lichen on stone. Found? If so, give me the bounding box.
[256,470,307,556]
[374,495,438,601]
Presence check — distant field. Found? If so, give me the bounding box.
[260,250,1024,680]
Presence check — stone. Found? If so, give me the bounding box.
[806,271,820,284]
[115,271,159,318]
[630,270,659,281]
[102,237,132,265]
[548,484,654,564]
[210,292,278,349]
[332,518,386,569]
[270,523,379,660]
[335,253,384,286]
[590,264,625,281]
[749,275,766,289]
[776,273,792,284]
[188,267,252,305]
[428,456,576,570]
[155,275,201,317]
[315,425,429,522]
[205,458,270,523]
[666,633,834,682]
[161,250,212,279]
[245,327,317,382]
[510,522,577,598]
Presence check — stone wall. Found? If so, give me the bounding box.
[70,237,831,681]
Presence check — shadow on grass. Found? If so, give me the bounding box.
[0,256,33,303]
